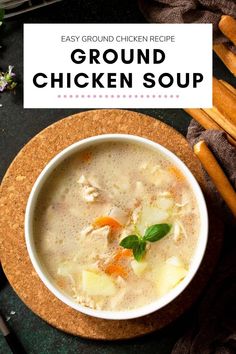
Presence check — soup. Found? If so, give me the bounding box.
[34,141,200,311]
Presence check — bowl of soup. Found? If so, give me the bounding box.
[25,134,208,320]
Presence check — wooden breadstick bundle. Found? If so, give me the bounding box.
[203,106,236,140]
[194,140,236,218]
[184,108,221,131]
[185,77,236,146]
[184,108,236,147]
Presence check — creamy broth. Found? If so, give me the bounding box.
[34,142,200,311]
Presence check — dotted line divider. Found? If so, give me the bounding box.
[57,94,180,99]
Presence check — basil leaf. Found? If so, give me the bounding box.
[133,241,146,261]
[119,235,139,249]
[143,224,171,242]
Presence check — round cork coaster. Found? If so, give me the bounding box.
[0,110,223,340]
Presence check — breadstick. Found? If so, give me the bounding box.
[213,44,236,77]
[184,108,236,147]
[184,108,221,130]
[220,79,236,96]
[203,107,236,140]
[194,140,236,218]
[219,15,236,46]
[213,77,236,124]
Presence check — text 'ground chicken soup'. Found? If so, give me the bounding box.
[34,142,200,311]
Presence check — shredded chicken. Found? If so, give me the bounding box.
[131,206,141,224]
[110,285,126,309]
[116,276,126,287]
[80,225,94,238]
[175,201,188,208]
[158,191,172,197]
[173,220,188,242]
[77,175,87,185]
[108,206,128,225]
[139,161,149,170]
[135,181,145,197]
[151,165,161,174]
[79,225,111,252]
[77,174,100,202]
[74,294,102,310]
[83,186,99,202]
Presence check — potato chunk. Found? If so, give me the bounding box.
[57,261,81,285]
[136,205,169,235]
[156,197,174,210]
[166,256,185,268]
[82,270,116,296]
[156,260,187,296]
[131,260,147,276]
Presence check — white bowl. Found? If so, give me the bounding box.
[25,134,208,320]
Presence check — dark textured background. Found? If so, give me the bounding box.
[0,0,235,353]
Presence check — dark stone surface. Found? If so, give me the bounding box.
[0,0,235,353]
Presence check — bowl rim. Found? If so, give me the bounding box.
[25,133,208,320]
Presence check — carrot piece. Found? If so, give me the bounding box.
[81,151,92,163]
[56,277,68,289]
[168,166,185,182]
[114,249,133,262]
[93,216,122,230]
[105,263,128,278]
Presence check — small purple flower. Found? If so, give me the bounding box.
[8,65,16,78]
[0,65,17,92]
[0,79,7,92]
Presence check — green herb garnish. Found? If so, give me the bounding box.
[120,224,172,262]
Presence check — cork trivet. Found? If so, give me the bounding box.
[0,110,223,340]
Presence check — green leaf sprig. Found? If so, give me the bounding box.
[120,224,171,262]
